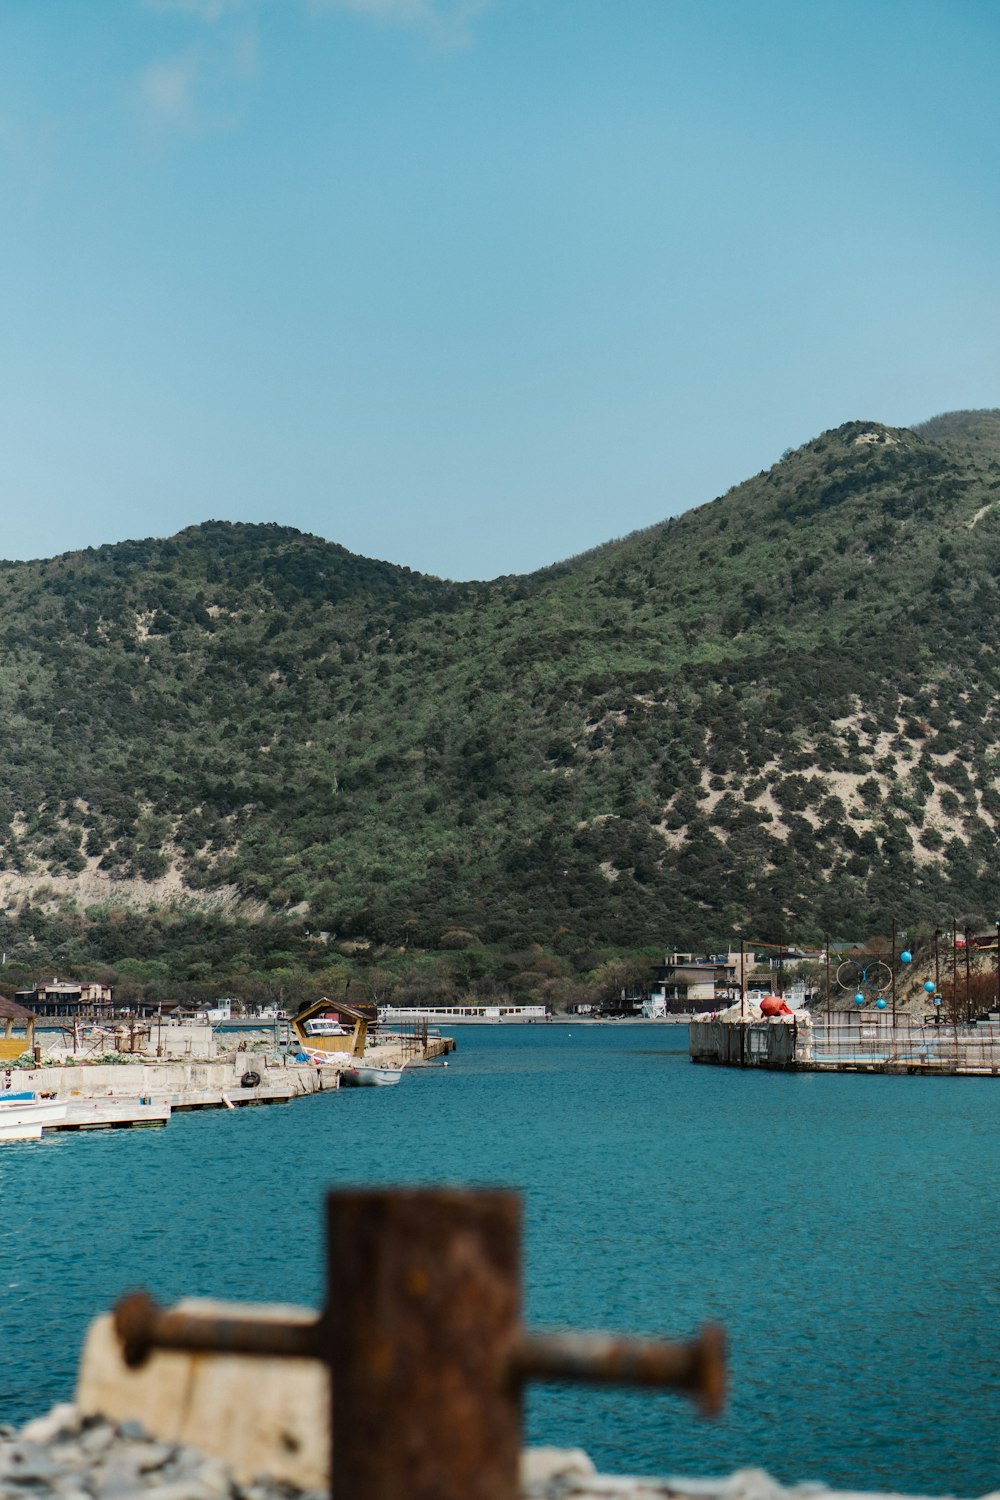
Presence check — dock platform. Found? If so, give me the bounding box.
[53,1098,172,1131]
[168,1077,337,1110]
[8,1029,454,1140]
[689,1012,1000,1075]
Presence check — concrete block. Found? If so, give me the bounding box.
[522,1447,597,1486]
[76,1300,329,1491]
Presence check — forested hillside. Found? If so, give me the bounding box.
[2,410,1000,1000]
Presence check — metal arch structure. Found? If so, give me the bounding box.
[835,958,893,1003]
[113,1186,728,1500]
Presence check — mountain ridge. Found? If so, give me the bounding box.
[1,409,1000,994]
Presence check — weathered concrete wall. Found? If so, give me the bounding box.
[8,1034,451,1106]
[76,1303,329,1491]
[689,1020,797,1068]
[10,1057,304,1098]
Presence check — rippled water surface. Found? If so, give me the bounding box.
[2,1025,997,1494]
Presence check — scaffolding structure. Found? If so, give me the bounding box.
[807,1013,1000,1074]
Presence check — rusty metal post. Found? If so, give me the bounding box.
[516,1325,725,1414]
[113,1187,727,1500]
[326,1187,522,1500]
[115,1291,321,1367]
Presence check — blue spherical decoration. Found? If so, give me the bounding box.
[876,998,887,1009]
[924,980,936,993]
[854,992,865,1005]
[900,950,912,964]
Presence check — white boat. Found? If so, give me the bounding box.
[339,1065,404,1088]
[0,1091,67,1141]
[303,1018,348,1036]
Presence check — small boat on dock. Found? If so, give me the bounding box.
[0,1091,68,1141]
[339,1065,404,1088]
[302,1018,348,1037]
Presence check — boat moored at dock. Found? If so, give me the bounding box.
[0,1091,68,1141]
[302,1018,348,1037]
[339,1064,404,1087]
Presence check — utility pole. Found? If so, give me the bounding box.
[740,937,746,1019]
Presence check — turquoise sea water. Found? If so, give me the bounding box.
[2,1026,997,1495]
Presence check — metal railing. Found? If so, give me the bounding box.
[807,1016,1000,1073]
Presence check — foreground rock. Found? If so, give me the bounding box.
[524,1447,994,1499]
[0,1406,322,1500]
[2,1412,993,1500]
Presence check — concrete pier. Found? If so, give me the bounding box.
[689,1011,1000,1074]
[58,1098,171,1130]
[3,1030,455,1135]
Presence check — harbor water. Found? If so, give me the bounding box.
[1,1025,997,1495]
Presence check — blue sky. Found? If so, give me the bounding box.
[1,1,997,580]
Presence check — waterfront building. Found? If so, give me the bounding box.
[649,952,743,1013]
[379,1001,548,1024]
[15,978,113,1018]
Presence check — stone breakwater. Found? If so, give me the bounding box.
[0,1406,323,1500]
[4,1034,454,1132]
[2,1409,992,1500]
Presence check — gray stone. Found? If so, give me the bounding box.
[0,1440,62,1485]
[77,1424,115,1457]
[18,1408,81,1448]
[157,1448,214,1481]
[135,1443,174,1475]
[113,1423,147,1444]
[90,1452,150,1495]
[2,1400,990,1500]
[44,1441,91,1472]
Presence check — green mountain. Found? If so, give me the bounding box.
[2,410,1000,983]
